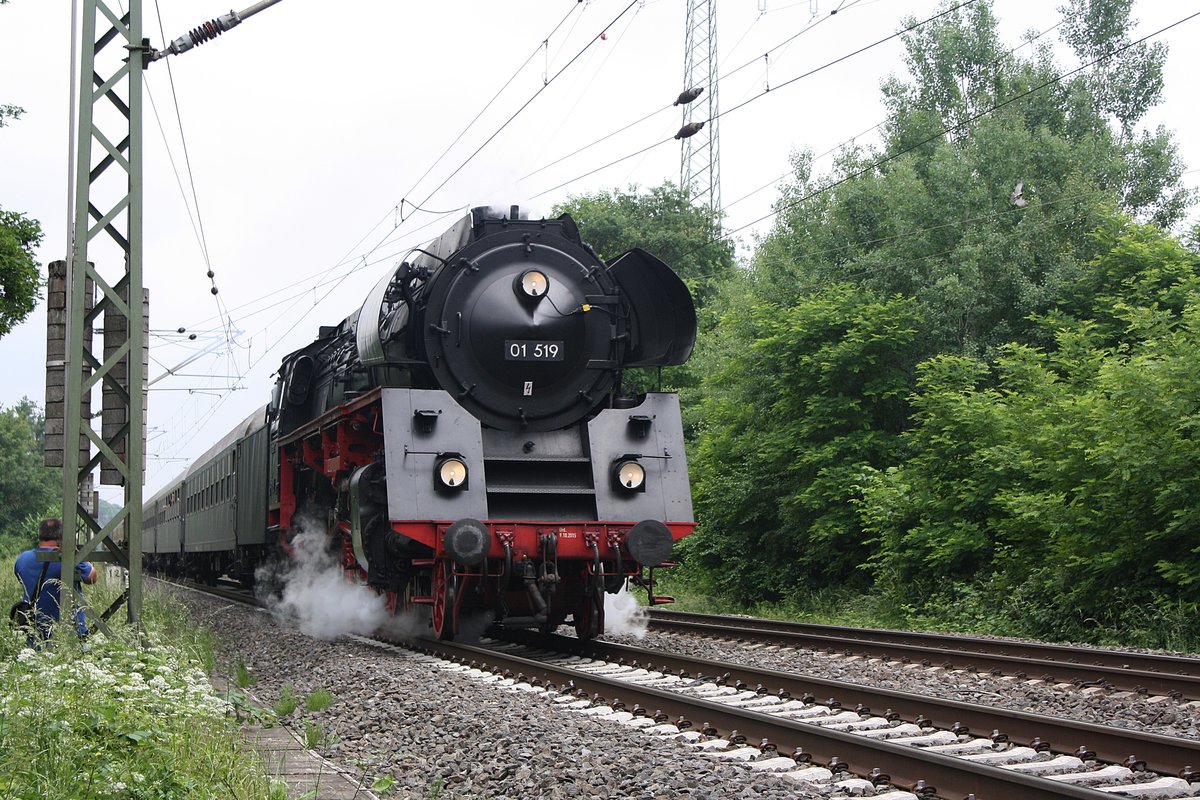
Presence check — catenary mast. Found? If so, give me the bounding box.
[680,0,721,213]
[49,0,288,636]
[48,0,148,634]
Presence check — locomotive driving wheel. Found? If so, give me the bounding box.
[574,586,604,641]
[431,560,459,641]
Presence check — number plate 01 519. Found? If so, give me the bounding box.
[505,340,564,361]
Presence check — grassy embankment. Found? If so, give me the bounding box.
[655,568,1200,653]
[0,541,290,800]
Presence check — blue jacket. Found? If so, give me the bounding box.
[13,547,95,636]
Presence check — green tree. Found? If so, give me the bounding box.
[756,0,1190,359]
[0,400,60,545]
[554,182,736,401]
[1,3,43,340]
[1047,216,1200,347]
[0,207,43,337]
[859,221,1200,640]
[684,0,1195,613]
[553,181,734,319]
[687,285,922,603]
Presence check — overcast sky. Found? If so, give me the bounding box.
[2,0,1197,498]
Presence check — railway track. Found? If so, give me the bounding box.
[405,631,1200,799]
[172,579,1200,798]
[648,609,1200,700]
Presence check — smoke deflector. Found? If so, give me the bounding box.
[606,248,697,367]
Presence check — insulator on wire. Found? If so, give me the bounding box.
[674,121,705,140]
[152,11,242,61]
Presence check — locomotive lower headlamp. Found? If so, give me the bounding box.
[436,456,469,491]
[518,269,549,298]
[612,458,646,493]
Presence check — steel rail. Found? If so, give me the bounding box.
[494,630,1200,778]
[648,610,1200,699]
[406,635,1121,800]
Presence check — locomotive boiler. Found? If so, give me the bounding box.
[145,205,697,640]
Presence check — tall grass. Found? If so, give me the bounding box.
[1,562,288,800]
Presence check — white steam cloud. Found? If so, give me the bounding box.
[256,521,390,640]
[256,523,653,642]
[603,586,649,639]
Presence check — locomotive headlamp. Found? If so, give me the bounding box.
[518,269,549,298]
[436,456,469,491]
[612,458,646,493]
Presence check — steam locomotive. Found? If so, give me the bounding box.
[144,206,697,639]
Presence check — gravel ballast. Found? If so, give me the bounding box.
[610,629,1200,741]
[175,587,1200,798]
[178,590,827,800]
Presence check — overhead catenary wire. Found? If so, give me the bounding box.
[149,0,236,355]
[527,0,976,200]
[399,3,582,217]
[708,16,1066,212]
[188,4,599,393]
[720,0,976,126]
[522,1,646,178]
[659,9,1200,292]
[722,9,1200,244]
[522,0,867,190]
[722,0,864,103]
[407,0,646,215]
[338,3,611,278]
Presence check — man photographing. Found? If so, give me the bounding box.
[13,518,98,641]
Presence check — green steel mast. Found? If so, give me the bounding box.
[55,0,147,632]
[50,0,289,635]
